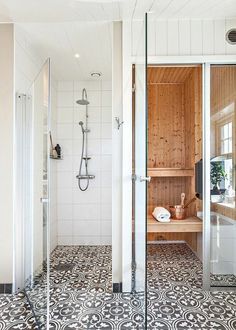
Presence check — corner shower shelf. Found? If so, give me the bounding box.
[147,216,202,233]
[50,156,63,160]
[147,168,194,177]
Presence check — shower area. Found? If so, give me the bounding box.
[56,80,112,246]
[50,79,112,328]
[16,77,112,329]
[14,21,113,328]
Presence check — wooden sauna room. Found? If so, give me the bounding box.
[147,65,203,254]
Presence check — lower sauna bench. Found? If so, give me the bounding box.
[147,216,203,253]
[147,216,203,233]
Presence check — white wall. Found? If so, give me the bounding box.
[122,20,133,292]
[56,80,112,245]
[0,23,14,284]
[132,18,236,57]
[112,22,123,285]
[15,25,43,93]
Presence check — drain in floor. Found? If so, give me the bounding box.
[54,263,75,271]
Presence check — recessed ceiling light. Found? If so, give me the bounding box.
[74,53,80,58]
[91,71,102,78]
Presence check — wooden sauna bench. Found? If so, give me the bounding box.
[147,215,203,233]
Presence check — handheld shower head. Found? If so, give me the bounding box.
[79,121,85,133]
[76,88,90,105]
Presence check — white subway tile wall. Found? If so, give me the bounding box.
[56,80,112,245]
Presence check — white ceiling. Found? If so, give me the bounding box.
[17,22,112,81]
[1,0,236,22]
[5,0,236,81]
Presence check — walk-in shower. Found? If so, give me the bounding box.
[76,88,95,191]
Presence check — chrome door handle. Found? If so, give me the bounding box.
[139,176,151,183]
[40,197,49,203]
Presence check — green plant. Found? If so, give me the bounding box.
[210,162,227,191]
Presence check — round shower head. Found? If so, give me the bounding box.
[76,99,89,105]
[76,88,89,105]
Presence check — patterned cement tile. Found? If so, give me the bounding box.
[0,292,38,329]
[1,244,236,329]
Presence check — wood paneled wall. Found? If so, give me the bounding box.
[148,83,185,168]
[147,66,202,250]
[147,177,192,216]
[184,67,202,216]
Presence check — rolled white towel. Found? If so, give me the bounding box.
[152,207,171,223]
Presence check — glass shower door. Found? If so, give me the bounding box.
[209,64,236,288]
[132,13,148,329]
[24,59,51,328]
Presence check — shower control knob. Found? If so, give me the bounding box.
[139,176,151,183]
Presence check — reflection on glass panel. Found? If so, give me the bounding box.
[210,65,236,287]
[24,60,50,328]
[220,122,232,154]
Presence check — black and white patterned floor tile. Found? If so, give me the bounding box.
[1,244,236,329]
[0,292,38,329]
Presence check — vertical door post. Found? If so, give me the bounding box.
[202,63,211,291]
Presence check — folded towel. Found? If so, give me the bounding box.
[152,207,171,223]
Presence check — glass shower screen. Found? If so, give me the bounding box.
[132,13,148,329]
[209,64,236,289]
[24,59,51,328]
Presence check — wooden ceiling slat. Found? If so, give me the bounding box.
[147,66,195,84]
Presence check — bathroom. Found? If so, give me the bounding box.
[0,2,236,329]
